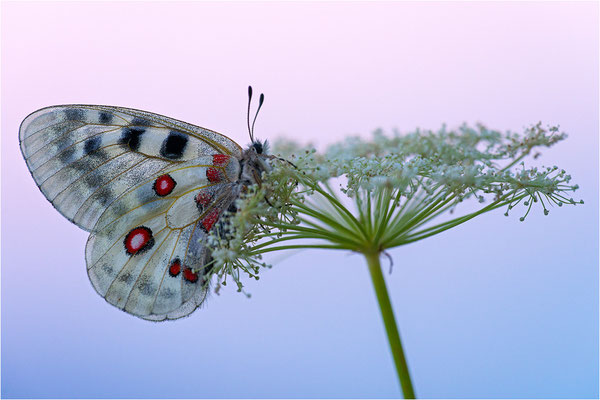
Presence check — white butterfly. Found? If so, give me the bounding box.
[20,87,272,321]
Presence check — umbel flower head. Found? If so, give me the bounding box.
[203,123,582,293]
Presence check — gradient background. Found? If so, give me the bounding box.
[2,2,598,398]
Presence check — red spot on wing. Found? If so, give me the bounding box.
[153,174,177,196]
[168,258,181,277]
[195,191,212,207]
[124,226,154,255]
[201,209,220,232]
[183,267,199,283]
[213,154,230,167]
[206,167,222,183]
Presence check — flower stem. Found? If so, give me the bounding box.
[365,252,416,399]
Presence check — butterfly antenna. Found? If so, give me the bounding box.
[251,92,265,141]
[247,86,254,142]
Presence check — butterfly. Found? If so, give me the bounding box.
[20,87,273,321]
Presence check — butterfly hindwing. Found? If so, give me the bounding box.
[85,157,242,320]
[20,105,243,231]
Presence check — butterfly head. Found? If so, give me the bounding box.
[251,139,269,155]
[240,140,272,187]
[240,87,274,185]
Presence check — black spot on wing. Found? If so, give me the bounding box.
[67,158,89,172]
[68,149,107,173]
[136,190,155,207]
[98,112,113,124]
[159,287,176,299]
[55,134,74,151]
[84,136,101,155]
[118,272,133,284]
[137,275,155,296]
[131,117,153,126]
[46,120,80,140]
[91,148,108,161]
[84,170,104,188]
[95,186,114,206]
[112,201,129,217]
[119,127,146,152]
[160,131,188,159]
[65,108,85,121]
[101,263,114,276]
[58,145,77,163]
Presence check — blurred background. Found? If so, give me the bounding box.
[2,2,598,398]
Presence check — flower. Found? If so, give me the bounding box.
[204,123,582,293]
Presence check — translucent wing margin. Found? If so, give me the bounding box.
[19,105,243,231]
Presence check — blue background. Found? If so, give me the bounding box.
[2,2,598,398]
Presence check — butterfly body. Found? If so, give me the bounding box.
[20,104,271,321]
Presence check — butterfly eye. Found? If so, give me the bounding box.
[252,142,263,154]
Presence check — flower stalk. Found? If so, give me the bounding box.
[366,251,416,399]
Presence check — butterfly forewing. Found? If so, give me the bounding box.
[20,105,243,231]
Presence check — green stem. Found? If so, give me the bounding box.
[365,252,416,399]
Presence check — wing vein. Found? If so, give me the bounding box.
[49,152,148,203]
[27,125,121,161]
[88,212,169,270]
[22,120,85,141]
[31,126,122,173]
[149,229,183,315]
[104,226,170,300]
[39,143,123,187]
[123,228,175,309]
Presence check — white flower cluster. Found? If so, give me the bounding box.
[203,123,582,294]
[275,123,580,213]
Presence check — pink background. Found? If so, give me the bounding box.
[2,2,598,398]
